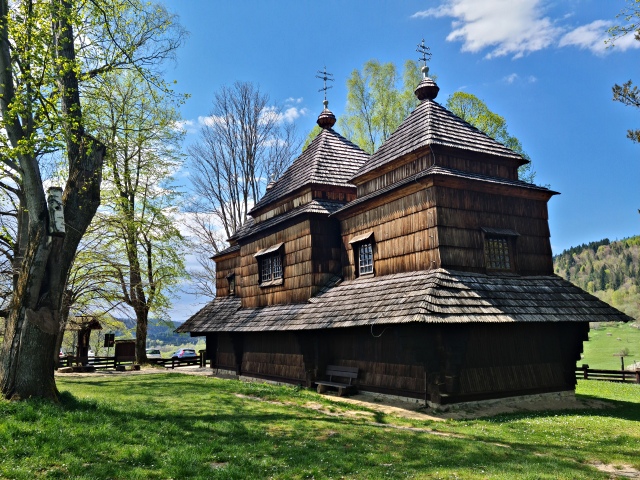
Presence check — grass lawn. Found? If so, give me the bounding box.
[0,373,639,479]
[582,322,640,369]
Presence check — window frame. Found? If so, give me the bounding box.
[481,228,519,273]
[349,232,375,278]
[226,272,236,296]
[358,242,374,276]
[255,243,285,287]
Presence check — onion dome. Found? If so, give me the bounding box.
[317,99,337,129]
[414,65,439,101]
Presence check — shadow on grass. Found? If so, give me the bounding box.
[10,374,629,479]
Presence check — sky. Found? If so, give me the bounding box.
[160,0,639,322]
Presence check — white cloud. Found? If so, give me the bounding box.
[502,73,538,84]
[503,73,519,84]
[173,119,196,134]
[412,0,640,59]
[260,105,309,125]
[413,0,562,59]
[285,97,304,104]
[198,115,224,127]
[558,20,611,55]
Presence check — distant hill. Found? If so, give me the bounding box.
[553,236,640,321]
[117,318,192,346]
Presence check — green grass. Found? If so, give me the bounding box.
[1,375,639,479]
[582,322,640,369]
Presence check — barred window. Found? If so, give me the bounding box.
[259,254,283,284]
[359,242,374,275]
[255,243,284,286]
[485,237,511,270]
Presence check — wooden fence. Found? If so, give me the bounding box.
[576,365,640,384]
[58,352,207,371]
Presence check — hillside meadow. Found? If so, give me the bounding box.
[0,373,638,479]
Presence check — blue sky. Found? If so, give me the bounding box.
[161,0,639,321]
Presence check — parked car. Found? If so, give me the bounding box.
[171,348,197,359]
[146,348,162,359]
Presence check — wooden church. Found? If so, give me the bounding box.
[178,57,630,406]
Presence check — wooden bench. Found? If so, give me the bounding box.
[315,365,358,397]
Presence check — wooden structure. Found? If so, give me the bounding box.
[178,68,631,406]
[66,316,102,365]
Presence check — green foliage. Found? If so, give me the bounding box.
[553,236,640,320]
[1,374,638,479]
[337,59,421,154]
[87,70,188,321]
[608,0,640,143]
[446,91,536,183]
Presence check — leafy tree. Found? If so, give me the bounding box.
[609,0,640,143]
[0,0,184,401]
[338,60,421,154]
[187,82,300,299]
[446,92,536,183]
[88,71,188,362]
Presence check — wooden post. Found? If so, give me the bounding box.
[635,370,640,384]
[582,364,589,380]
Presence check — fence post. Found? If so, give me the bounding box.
[635,370,640,384]
[582,364,589,380]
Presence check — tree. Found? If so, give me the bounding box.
[187,82,300,299]
[338,60,421,154]
[446,92,536,183]
[88,71,187,363]
[609,1,640,143]
[0,0,184,401]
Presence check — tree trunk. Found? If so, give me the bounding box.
[0,135,105,401]
[135,308,148,364]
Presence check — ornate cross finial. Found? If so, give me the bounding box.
[316,67,334,103]
[417,38,432,67]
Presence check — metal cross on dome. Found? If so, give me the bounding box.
[417,38,432,67]
[316,67,334,102]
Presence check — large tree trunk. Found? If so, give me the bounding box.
[0,136,104,400]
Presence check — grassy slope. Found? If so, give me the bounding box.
[582,322,640,369]
[1,374,638,479]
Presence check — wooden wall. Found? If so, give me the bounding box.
[339,186,440,280]
[211,321,587,404]
[435,186,553,275]
[340,178,553,279]
[355,147,520,198]
[253,189,313,224]
[240,218,313,308]
[215,253,241,298]
[238,215,344,308]
[241,332,306,382]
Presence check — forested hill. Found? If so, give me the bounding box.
[553,236,640,320]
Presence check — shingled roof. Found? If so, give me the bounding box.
[352,99,526,181]
[231,199,346,240]
[250,127,369,213]
[177,269,631,333]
